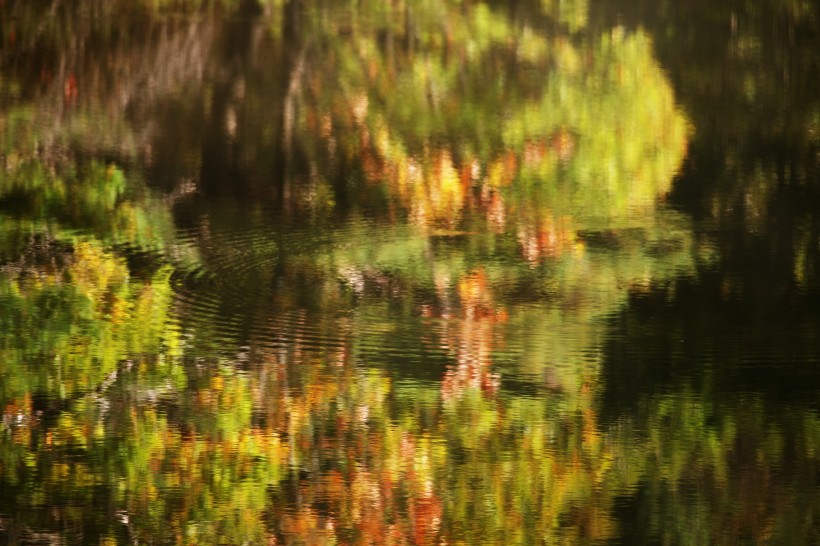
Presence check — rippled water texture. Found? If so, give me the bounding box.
[1,1,820,544]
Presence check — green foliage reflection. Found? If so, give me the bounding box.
[4,0,817,544]
[286,1,688,231]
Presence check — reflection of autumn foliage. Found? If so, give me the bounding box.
[7,0,818,544]
[517,214,582,265]
[4,288,818,545]
[295,11,688,261]
[265,337,446,545]
[120,371,287,545]
[350,111,588,265]
[251,286,616,545]
[0,237,176,402]
[441,270,504,401]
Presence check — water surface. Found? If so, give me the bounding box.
[1,0,819,544]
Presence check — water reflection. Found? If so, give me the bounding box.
[1,0,819,544]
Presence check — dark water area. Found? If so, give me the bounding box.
[1,0,819,544]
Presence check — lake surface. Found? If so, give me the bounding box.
[1,1,819,544]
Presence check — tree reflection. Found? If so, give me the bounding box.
[3,0,819,544]
[591,0,820,290]
[283,2,689,236]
